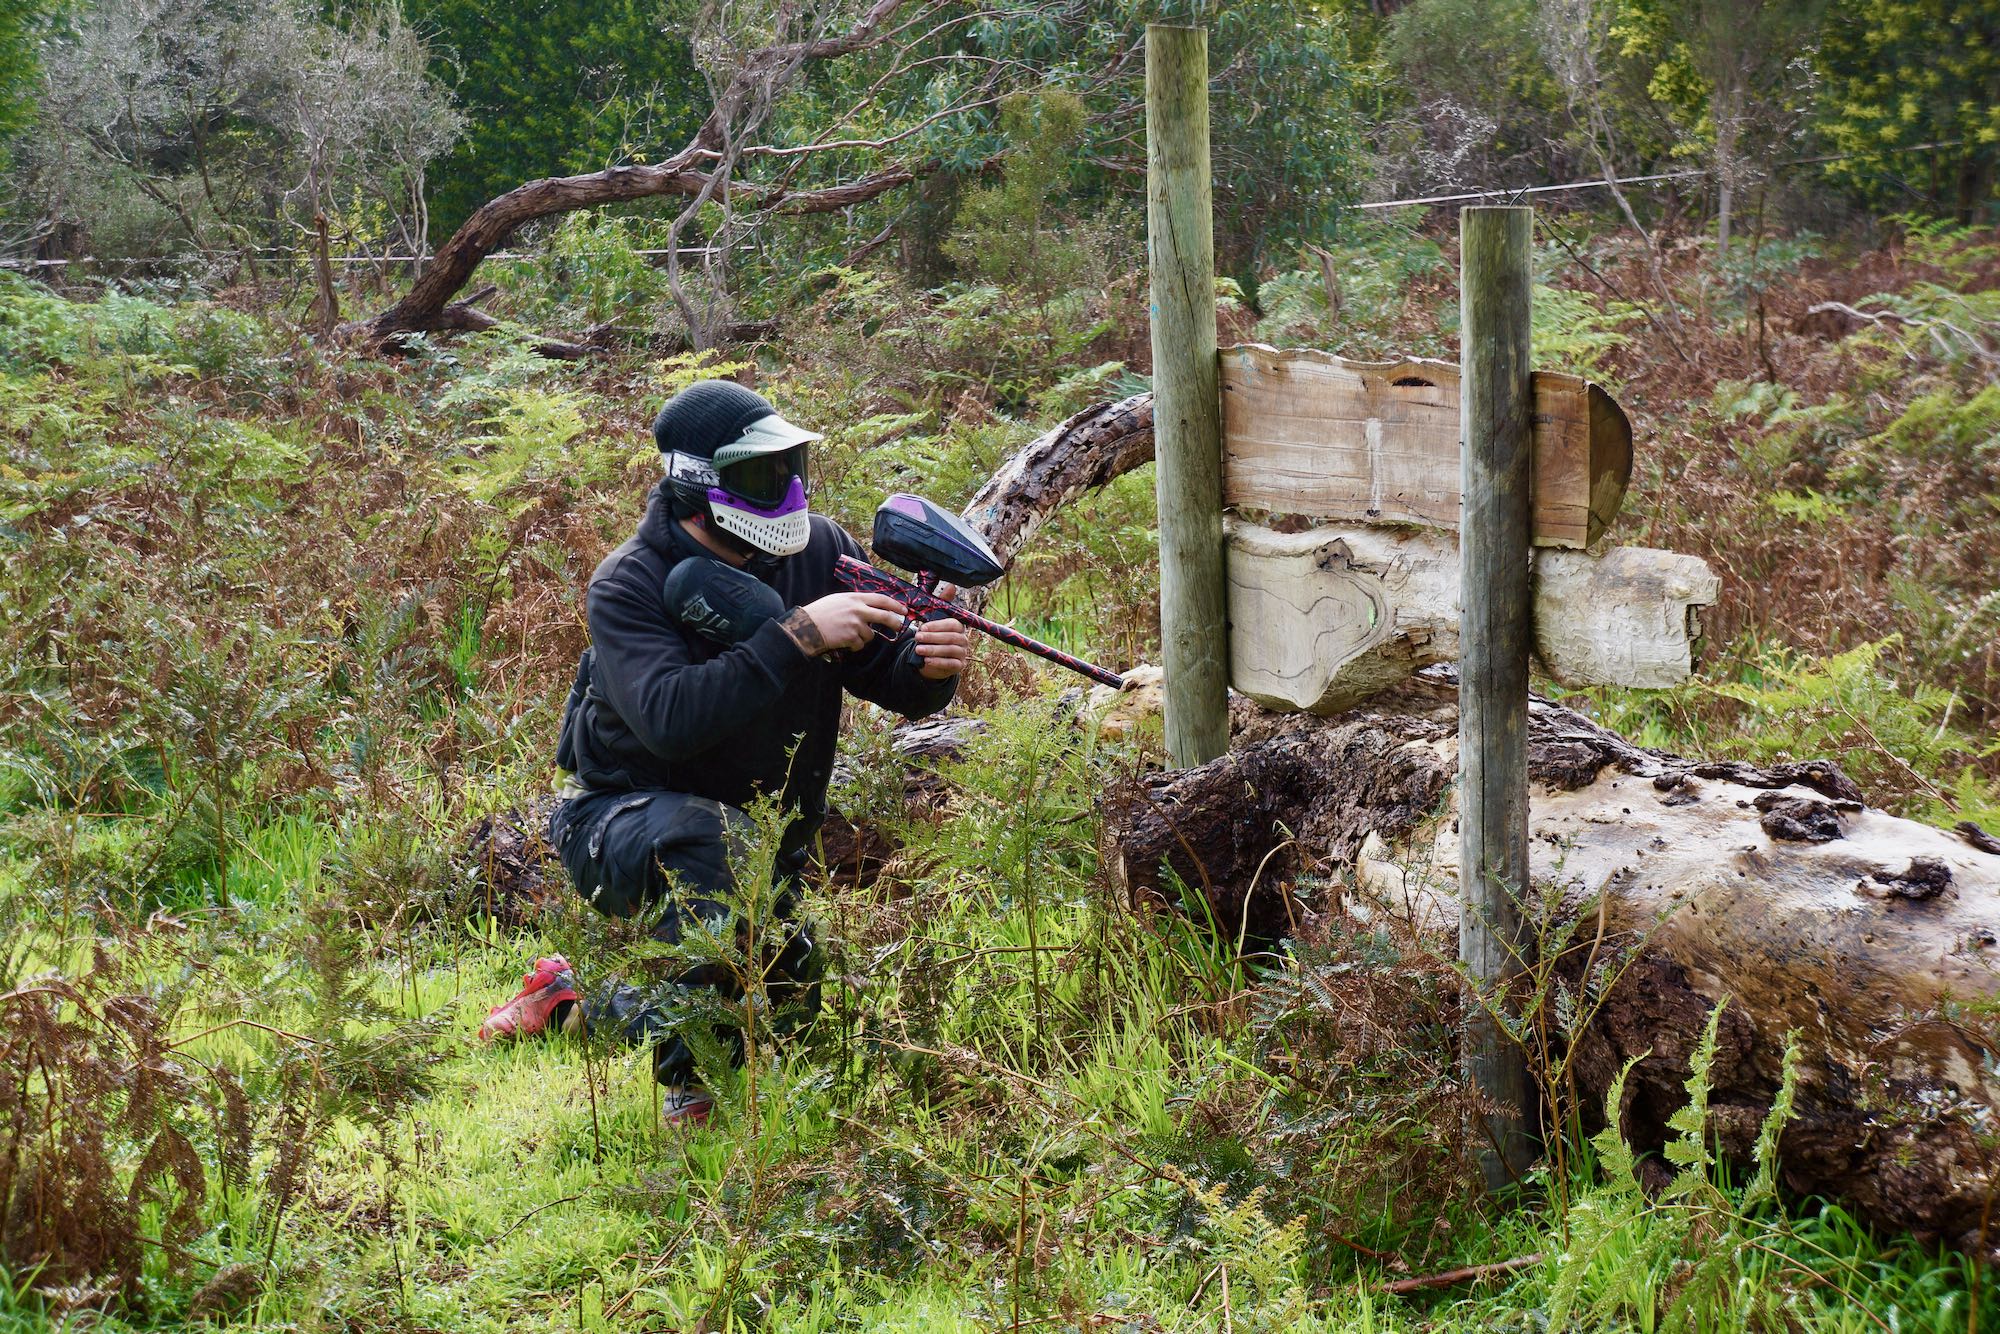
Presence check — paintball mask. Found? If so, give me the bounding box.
[664,418,817,557]
[656,380,820,558]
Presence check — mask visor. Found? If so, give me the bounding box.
[716,445,808,508]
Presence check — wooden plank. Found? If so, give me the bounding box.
[1224,519,1719,715]
[1218,343,1633,548]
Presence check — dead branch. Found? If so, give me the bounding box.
[1805,300,2000,364]
[958,392,1157,612]
[1379,1255,1545,1296]
[343,0,976,348]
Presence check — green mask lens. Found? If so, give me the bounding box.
[715,445,807,507]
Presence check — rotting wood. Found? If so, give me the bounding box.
[957,394,1155,613]
[1219,344,1632,549]
[1097,672,2000,1257]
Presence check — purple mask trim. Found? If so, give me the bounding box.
[709,474,807,519]
[884,493,926,519]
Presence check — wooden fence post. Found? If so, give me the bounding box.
[1458,204,1538,1189]
[1146,23,1229,767]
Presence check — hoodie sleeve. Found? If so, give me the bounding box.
[586,553,813,761]
[830,527,959,720]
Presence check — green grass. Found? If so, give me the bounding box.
[6,752,1995,1331]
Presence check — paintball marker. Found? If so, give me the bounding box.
[834,494,1125,689]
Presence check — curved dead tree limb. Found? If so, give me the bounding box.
[344,162,931,346]
[1099,673,2000,1257]
[958,392,1156,611]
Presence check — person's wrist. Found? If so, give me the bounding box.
[777,607,827,656]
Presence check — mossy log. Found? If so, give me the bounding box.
[1098,669,2000,1256]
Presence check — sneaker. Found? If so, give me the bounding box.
[478,955,581,1042]
[662,1086,714,1125]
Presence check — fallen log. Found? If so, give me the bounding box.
[1099,670,2000,1255]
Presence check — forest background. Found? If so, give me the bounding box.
[1,0,1998,1329]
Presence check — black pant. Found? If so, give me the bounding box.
[548,788,819,1086]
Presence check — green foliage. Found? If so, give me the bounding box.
[1381,0,1564,173]
[6,239,2000,1333]
[965,0,1364,267]
[1702,637,1987,820]
[1549,1007,1801,1332]
[1253,217,1448,358]
[945,91,1104,297]
[500,212,679,331]
[1531,282,1642,375]
[9,0,462,263]
[1715,231,1823,316]
[0,273,268,379]
[0,0,51,164]
[1818,0,2000,219]
[403,0,706,236]
[1164,1169,1315,1330]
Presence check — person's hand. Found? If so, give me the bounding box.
[914,583,974,680]
[794,592,906,654]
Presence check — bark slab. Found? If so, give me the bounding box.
[1225,521,1719,715]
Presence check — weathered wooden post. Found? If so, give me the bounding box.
[1458,205,1538,1189]
[1145,23,1230,767]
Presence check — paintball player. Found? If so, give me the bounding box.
[477,379,972,1122]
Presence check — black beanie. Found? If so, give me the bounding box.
[651,379,776,460]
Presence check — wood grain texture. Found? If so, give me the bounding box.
[1225,521,1455,714]
[1457,204,1537,1189]
[1218,343,1632,548]
[1224,521,1718,714]
[1145,24,1230,766]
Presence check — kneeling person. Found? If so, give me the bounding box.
[480,380,971,1122]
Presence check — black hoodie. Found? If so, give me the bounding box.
[557,483,956,847]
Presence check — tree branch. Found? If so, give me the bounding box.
[343,0,981,348]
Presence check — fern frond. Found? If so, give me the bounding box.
[1662,1001,1726,1200]
[1741,1031,1803,1213]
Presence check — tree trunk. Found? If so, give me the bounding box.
[308,213,339,336]
[1099,671,2000,1256]
[1714,88,1741,263]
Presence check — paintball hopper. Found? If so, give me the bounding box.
[871,494,1005,586]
